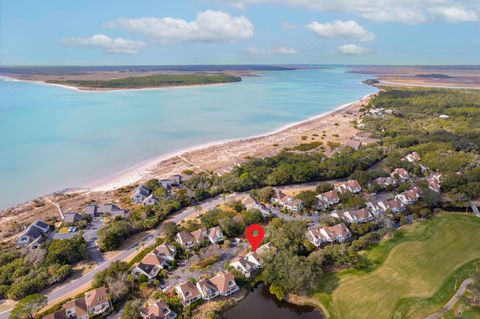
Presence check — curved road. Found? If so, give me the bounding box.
[0,183,322,319]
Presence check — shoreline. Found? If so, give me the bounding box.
[86,91,377,192]
[0,75,239,93]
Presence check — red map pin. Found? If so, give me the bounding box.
[245,224,264,253]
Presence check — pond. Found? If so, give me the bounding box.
[221,284,324,319]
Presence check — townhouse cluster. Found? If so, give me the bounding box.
[43,287,111,319]
[132,243,178,280]
[271,189,304,212]
[175,226,224,249]
[306,152,442,248]
[174,271,240,305]
[229,242,274,277]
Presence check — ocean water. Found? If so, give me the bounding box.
[0,67,376,209]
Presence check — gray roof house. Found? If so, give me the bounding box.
[143,194,160,207]
[83,204,129,219]
[131,185,151,204]
[170,174,182,186]
[16,220,50,248]
[63,212,83,224]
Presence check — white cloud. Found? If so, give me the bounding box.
[245,46,298,56]
[429,6,479,22]
[336,43,371,55]
[214,0,480,24]
[281,21,298,29]
[61,34,145,54]
[105,10,254,43]
[306,20,374,42]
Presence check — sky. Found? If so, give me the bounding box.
[1,0,479,65]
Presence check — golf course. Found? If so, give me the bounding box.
[312,213,480,319]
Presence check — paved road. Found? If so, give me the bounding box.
[0,183,324,318]
[424,278,474,319]
[0,192,247,319]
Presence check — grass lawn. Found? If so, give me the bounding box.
[312,213,480,319]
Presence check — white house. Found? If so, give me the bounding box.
[332,209,373,223]
[131,185,151,204]
[176,231,195,249]
[143,194,160,206]
[229,256,259,278]
[316,190,340,209]
[207,226,224,244]
[85,287,111,316]
[196,278,220,300]
[175,281,202,305]
[306,223,352,247]
[335,180,362,194]
[209,271,239,297]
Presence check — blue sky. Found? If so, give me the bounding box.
[1,0,479,65]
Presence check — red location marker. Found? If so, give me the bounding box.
[245,224,264,253]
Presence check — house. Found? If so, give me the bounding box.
[332,209,373,223]
[271,189,303,212]
[159,179,173,189]
[426,174,441,192]
[316,190,340,209]
[132,185,151,204]
[170,174,182,186]
[335,180,362,194]
[271,189,287,205]
[140,301,177,319]
[196,278,220,300]
[209,271,239,296]
[241,196,271,217]
[283,197,304,212]
[306,223,352,247]
[373,176,396,188]
[63,212,83,224]
[43,299,89,319]
[366,201,385,216]
[391,168,410,182]
[83,204,98,217]
[175,281,202,305]
[84,204,129,219]
[396,187,422,205]
[132,243,177,279]
[229,256,259,277]
[402,151,421,163]
[132,253,166,279]
[155,243,177,262]
[63,298,89,319]
[207,226,224,244]
[176,231,195,249]
[143,194,160,206]
[85,286,111,316]
[16,220,50,248]
[191,227,208,244]
[256,242,275,256]
[43,287,110,319]
[379,199,405,213]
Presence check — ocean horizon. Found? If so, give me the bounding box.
[0,67,376,209]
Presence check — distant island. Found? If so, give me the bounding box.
[45,73,242,90]
[415,73,453,78]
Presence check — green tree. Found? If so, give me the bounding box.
[9,294,47,319]
[122,299,142,319]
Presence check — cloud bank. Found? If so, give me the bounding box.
[215,0,480,24]
[245,46,298,56]
[105,10,254,43]
[61,34,145,54]
[306,20,374,42]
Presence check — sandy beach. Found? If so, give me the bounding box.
[0,91,377,241]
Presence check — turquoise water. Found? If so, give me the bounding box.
[0,67,376,209]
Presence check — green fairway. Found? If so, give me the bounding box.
[312,213,480,319]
